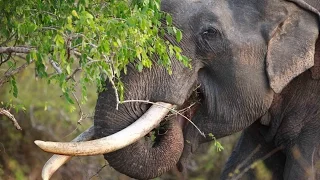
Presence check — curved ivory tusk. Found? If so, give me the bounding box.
[42,126,95,180]
[34,102,173,156]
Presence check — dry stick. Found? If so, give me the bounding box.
[233,145,261,173]
[230,146,284,180]
[121,100,206,138]
[71,91,86,125]
[49,59,62,74]
[0,108,22,130]
[89,163,108,180]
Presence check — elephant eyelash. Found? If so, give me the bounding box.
[202,28,218,35]
[201,27,220,39]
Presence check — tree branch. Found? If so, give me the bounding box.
[71,92,85,125]
[0,33,17,46]
[0,60,34,87]
[0,54,12,66]
[0,47,32,54]
[73,50,96,63]
[49,59,62,74]
[0,108,22,130]
[66,68,82,81]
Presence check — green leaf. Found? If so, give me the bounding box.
[166,14,172,26]
[69,105,76,112]
[9,77,18,98]
[66,65,71,74]
[26,53,32,63]
[137,62,143,72]
[63,92,74,104]
[71,10,79,18]
[176,29,182,42]
[54,34,64,46]
[84,11,93,19]
[7,61,15,68]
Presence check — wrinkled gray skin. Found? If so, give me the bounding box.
[222,52,320,180]
[222,121,286,180]
[93,0,320,179]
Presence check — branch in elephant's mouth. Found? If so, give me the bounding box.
[175,86,202,130]
[147,87,202,144]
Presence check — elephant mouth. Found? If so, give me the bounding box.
[146,89,201,147]
[34,87,202,179]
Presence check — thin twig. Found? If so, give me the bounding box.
[73,50,98,63]
[166,102,198,118]
[0,108,22,130]
[41,27,60,31]
[0,60,34,87]
[65,52,105,81]
[63,126,80,139]
[30,9,58,18]
[109,77,120,110]
[71,92,85,125]
[89,163,107,180]
[0,33,17,46]
[11,53,27,60]
[0,53,12,66]
[66,68,82,81]
[233,145,261,172]
[0,142,7,155]
[103,52,120,110]
[230,146,284,180]
[121,100,206,138]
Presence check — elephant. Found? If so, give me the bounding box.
[35,0,320,179]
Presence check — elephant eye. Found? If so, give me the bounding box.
[201,27,219,39]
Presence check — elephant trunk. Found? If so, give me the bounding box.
[92,85,184,179]
[105,118,183,179]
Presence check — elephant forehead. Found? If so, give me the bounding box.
[161,0,233,31]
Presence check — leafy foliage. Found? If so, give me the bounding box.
[208,133,224,152]
[0,0,190,106]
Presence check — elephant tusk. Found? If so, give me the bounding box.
[41,126,95,180]
[34,102,174,156]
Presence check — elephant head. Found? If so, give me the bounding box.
[36,0,320,179]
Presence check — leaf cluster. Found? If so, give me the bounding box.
[0,0,191,105]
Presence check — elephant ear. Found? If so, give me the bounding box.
[266,7,319,93]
